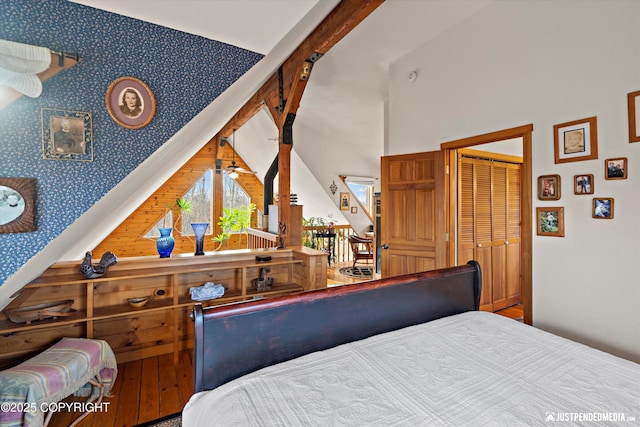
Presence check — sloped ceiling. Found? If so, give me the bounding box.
[68,0,319,55]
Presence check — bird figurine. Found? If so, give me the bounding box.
[79,251,118,279]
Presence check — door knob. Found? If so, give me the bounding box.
[381,244,389,250]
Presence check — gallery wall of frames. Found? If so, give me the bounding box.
[535,90,637,237]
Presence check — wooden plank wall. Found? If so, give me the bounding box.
[93,138,267,258]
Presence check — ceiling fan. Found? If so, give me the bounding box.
[225,129,257,179]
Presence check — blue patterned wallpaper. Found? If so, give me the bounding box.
[0,0,263,285]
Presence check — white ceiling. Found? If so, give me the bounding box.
[69,0,319,55]
[68,0,492,222]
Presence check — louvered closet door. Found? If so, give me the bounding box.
[458,157,493,309]
[491,162,521,310]
[458,155,521,312]
[504,163,521,308]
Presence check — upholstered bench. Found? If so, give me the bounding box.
[0,337,117,427]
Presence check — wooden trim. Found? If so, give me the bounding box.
[628,91,640,143]
[458,148,523,164]
[441,124,533,325]
[441,124,534,150]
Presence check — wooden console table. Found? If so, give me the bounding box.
[0,247,327,366]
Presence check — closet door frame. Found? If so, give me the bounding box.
[441,124,533,325]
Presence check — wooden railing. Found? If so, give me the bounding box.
[247,228,279,249]
[247,225,358,265]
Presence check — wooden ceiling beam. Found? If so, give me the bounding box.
[213,0,384,151]
[213,0,384,246]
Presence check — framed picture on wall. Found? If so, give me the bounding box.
[340,192,350,210]
[106,76,156,130]
[605,157,627,180]
[41,108,93,162]
[553,116,598,163]
[0,178,36,233]
[537,175,560,200]
[628,90,640,143]
[536,207,564,237]
[573,174,594,194]
[592,198,614,219]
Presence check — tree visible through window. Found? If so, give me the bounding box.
[145,169,266,240]
[223,172,250,210]
[180,169,213,235]
[222,172,262,228]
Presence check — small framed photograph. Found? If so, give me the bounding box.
[41,108,93,161]
[605,157,627,180]
[628,90,640,143]
[553,116,598,163]
[536,207,564,237]
[106,76,156,129]
[592,198,614,219]
[573,174,594,194]
[0,178,36,233]
[351,206,358,214]
[537,175,561,200]
[340,192,350,210]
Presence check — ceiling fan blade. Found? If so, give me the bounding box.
[225,165,257,174]
[233,167,257,174]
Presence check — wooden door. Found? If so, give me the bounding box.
[491,161,521,310]
[380,151,448,278]
[457,153,521,311]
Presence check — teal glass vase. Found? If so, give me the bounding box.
[156,227,174,258]
[191,223,209,255]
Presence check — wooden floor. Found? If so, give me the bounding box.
[495,303,524,322]
[49,262,523,427]
[49,350,193,427]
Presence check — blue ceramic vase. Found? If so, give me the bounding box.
[156,227,175,258]
[191,223,209,256]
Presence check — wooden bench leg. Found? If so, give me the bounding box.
[42,372,106,427]
[68,372,105,427]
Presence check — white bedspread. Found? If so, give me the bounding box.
[183,311,640,426]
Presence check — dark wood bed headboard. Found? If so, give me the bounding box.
[192,261,481,393]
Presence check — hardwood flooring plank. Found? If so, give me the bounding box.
[48,398,77,427]
[92,362,125,427]
[48,361,124,427]
[114,359,142,427]
[176,349,194,411]
[137,357,160,424]
[158,353,182,417]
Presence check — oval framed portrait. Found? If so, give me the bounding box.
[106,76,156,130]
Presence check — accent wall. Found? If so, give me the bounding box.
[0,0,262,286]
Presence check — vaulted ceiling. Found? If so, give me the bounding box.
[69,0,492,220]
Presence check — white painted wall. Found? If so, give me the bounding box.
[387,0,640,362]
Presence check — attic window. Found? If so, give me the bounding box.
[341,175,376,220]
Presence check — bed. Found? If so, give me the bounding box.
[183,262,640,426]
